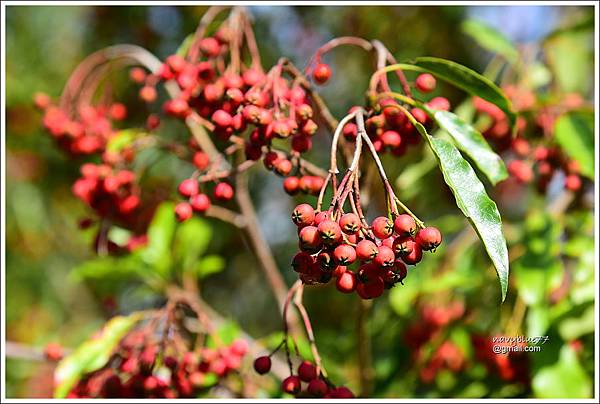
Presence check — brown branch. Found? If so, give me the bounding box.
[293,284,327,378]
[5,341,69,362]
[205,205,247,228]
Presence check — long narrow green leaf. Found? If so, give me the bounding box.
[431,109,508,185]
[554,111,594,179]
[412,121,509,301]
[461,19,519,64]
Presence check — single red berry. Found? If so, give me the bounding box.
[178,178,199,197]
[511,138,530,157]
[291,134,312,153]
[297,361,317,382]
[242,68,265,87]
[313,63,332,85]
[175,202,193,222]
[508,160,534,183]
[109,103,127,121]
[299,226,322,252]
[199,37,221,57]
[281,375,302,395]
[394,214,416,236]
[317,250,335,271]
[307,379,328,397]
[190,194,211,213]
[402,243,423,265]
[381,130,402,148]
[43,343,63,361]
[333,244,357,265]
[317,220,342,245]
[374,245,395,267]
[343,123,358,140]
[415,227,442,251]
[411,107,429,124]
[313,211,330,225]
[211,109,233,128]
[393,260,408,283]
[330,386,355,398]
[292,203,315,227]
[565,175,582,191]
[129,67,146,83]
[301,120,318,136]
[253,356,272,375]
[415,73,437,93]
[426,96,450,111]
[292,252,314,274]
[283,176,300,195]
[393,235,415,256]
[356,239,379,261]
[339,213,361,235]
[213,182,234,201]
[356,276,385,299]
[166,54,186,73]
[297,104,313,120]
[139,86,157,103]
[263,151,280,170]
[336,270,357,293]
[372,216,394,239]
[274,159,293,176]
[192,151,210,171]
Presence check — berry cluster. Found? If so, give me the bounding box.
[66,328,248,398]
[253,356,354,398]
[37,97,127,157]
[291,203,442,299]
[344,74,449,157]
[72,163,141,222]
[471,334,529,384]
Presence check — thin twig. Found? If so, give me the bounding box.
[293,284,327,378]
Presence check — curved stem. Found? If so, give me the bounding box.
[369,63,421,95]
[187,5,230,62]
[293,285,327,378]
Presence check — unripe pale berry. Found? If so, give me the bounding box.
[415,227,442,251]
[415,73,437,93]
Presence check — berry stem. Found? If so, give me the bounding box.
[282,280,303,374]
[187,5,230,62]
[369,63,423,95]
[393,196,425,228]
[293,284,328,378]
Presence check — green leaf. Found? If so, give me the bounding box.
[532,346,592,398]
[416,122,509,300]
[407,57,517,129]
[195,255,225,279]
[70,255,145,281]
[174,217,212,273]
[140,202,176,277]
[106,130,139,153]
[554,112,594,179]
[461,19,519,64]
[431,110,508,185]
[54,314,142,398]
[176,34,195,57]
[557,305,595,341]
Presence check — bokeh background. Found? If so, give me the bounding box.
[4,5,596,398]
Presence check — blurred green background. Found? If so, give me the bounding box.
[4,5,595,398]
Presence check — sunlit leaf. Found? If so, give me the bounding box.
[461,19,519,64]
[174,217,212,273]
[554,112,594,179]
[532,346,592,398]
[140,202,176,277]
[195,255,225,279]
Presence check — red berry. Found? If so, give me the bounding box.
[508,160,533,183]
[242,68,265,87]
[283,176,300,195]
[43,343,63,361]
[317,251,335,271]
[301,120,318,136]
[109,103,127,120]
[199,37,221,57]
[292,203,315,227]
[411,107,428,124]
[291,134,312,153]
[313,211,330,225]
[139,86,157,103]
[297,361,317,382]
[274,159,293,176]
[281,375,301,395]
[253,356,271,375]
[313,63,332,85]
[356,239,379,261]
[178,178,198,197]
[192,151,210,171]
[307,379,328,397]
[211,109,233,128]
[190,194,211,213]
[415,73,437,93]
[381,130,402,148]
[330,386,355,398]
[317,220,342,245]
[394,214,416,236]
[129,67,146,83]
[565,175,582,191]
[356,276,385,299]
[175,202,193,222]
[333,244,357,265]
[393,236,415,256]
[402,243,423,265]
[213,182,234,201]
[415,227,442,251]
[374,245,395,267]
[339,213,361,235]
[336,271,357,293]
[299,226,322,252]
[292,252,315,274]
[426,97,450,111]
[166,54,186,73]
[372,216,394,239]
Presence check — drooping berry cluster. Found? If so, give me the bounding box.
[72,163,141,222]
[38,99,127,156]
[253,356,354,398]
[291,203,442,299]
[66,324,248,398]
